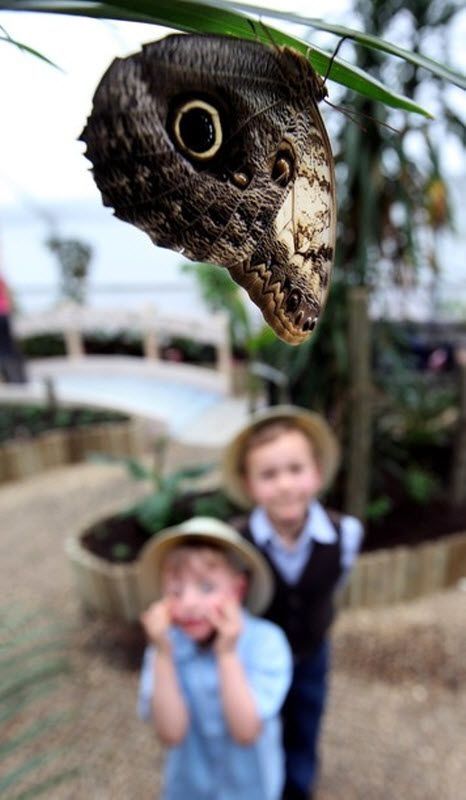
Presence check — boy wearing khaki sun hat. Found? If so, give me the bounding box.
[138,517,292,800]
[222,406,364,800]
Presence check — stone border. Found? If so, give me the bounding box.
[0,420,145,484]
[339,530,466,610]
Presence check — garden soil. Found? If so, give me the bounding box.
[1,461,465,800]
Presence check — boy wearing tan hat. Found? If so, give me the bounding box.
[138,516,292,800]
[222,406,364,800]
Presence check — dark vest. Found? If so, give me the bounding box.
[238,510,343,657]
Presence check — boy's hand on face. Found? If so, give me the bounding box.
[208,599,243,655]
[140,599,173,653]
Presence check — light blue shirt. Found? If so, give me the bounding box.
[138,611,292,800]
[249,500,364,585]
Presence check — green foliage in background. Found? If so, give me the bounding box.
[94,440,215,539]
[19,334,66,360]
[0,403,127,443]
[93,439,240,552]
[45,237,93,305]
[181,261,252,352]
[335,0,464,286]
[368,366,457,515]
[248,279,350,419]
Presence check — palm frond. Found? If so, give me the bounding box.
[0,608,79,799]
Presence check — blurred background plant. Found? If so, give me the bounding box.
[181,261,253,355]
[0,403,127,443]
[334,0,462,285]
[91,440,238,560]
[45,236,93,305]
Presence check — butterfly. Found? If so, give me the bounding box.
[80,33,336,344]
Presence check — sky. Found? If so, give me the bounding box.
[0,1,465,317]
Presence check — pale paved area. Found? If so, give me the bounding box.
[0,356,248,434]
[0,359,257,460]
[1,462,465,799]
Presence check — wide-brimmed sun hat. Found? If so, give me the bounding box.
[221,404,341,509]
[138,516,273,614]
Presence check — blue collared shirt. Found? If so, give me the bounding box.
[138,611,292,800]
[249,501,364,585]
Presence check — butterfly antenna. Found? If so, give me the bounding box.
[322,35,349,89]
[321,36,399,134]
[246,17,260,40]
[324,98,400,134]
[249,17,281,53]
[324,99,367,132]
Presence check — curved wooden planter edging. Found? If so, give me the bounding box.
[66,526,466,623]
[339,530,466,611]
[66,529,167,623]
[0,421,145,484]
[66,534,144,622]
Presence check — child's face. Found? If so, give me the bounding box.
[244,429,323,529]
[161,548,245,643]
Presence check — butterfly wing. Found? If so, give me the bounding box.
[81,34,335,344]
[230,88,336,344]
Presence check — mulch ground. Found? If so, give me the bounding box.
[1,462,465,799]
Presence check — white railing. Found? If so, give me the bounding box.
[13,302,233,391]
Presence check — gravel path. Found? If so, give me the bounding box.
[1,463,465,799]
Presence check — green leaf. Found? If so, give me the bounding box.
[365,495,393,521]
[111,542,132,560]
[10,769,80,800]
[0,0,433,116]
[404,465,440,505]
[0,712,74,757]
[167,463,214,483]
[0,681,58,724]
[88,452,154,481]
[225,3,466,90]
[134,492,174,532]
[0,606,79,798]
[123,458,155,481]
[192,489,237,518]
[0,748,74,794]
[0,659,70,700]
[0,26,61,68]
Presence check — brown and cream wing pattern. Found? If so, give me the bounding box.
[80,34,336,344]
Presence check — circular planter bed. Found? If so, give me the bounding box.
[67,488,466,622]
[0,403,145,483]
[67,488,240,621]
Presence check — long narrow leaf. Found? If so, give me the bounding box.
[89,452,154,480]
[0,748,72,793]
[225,2,466,90]
[0,0,432,116]
[0,659,70,700]
[0,606,78,799]
[0,29,61,68]
[0,640,68,667]
[0,681,59,723]
[11,769,80,800]
[168,463,214,481]
[0,711,74,757]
